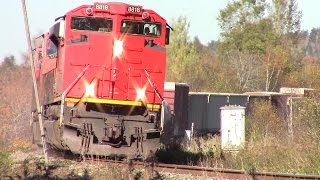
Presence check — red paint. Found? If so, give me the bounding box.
[35,2,168,105]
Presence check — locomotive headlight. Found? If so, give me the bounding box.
[84,81,96,97]
[113,40,123,58]
[136,88,146,100]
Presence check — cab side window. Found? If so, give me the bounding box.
[71,16,113,32]
[46,37,58,57]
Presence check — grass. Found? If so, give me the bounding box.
[224,139,320,174]
[0,151,11,166]
[0,151,12,176]
[157,135,320,175]
[156,135,222,166]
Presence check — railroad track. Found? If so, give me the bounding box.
[44,149,320,179]
[79,156,320,180]
[155,163,320,180]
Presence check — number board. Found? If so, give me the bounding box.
[127,6,142,14]
[94,3,109,11]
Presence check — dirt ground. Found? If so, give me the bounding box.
[0,147,205,180]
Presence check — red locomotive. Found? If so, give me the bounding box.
[32,2,171,159]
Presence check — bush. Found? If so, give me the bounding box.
[0,151,12,173]
[246,100,286,143]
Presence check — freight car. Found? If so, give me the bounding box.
[31,2,171,159]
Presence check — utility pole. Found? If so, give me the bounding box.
[21,0,48,165]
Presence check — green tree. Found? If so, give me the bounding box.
[166,16,200,90]
[217,0,302,92]
[218,0,267,33]
[271,0,301,36]
[306,28,320,56]
[167,16,226,91]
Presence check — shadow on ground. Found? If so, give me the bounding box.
[156,143,215,165]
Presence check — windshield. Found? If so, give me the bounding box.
[71,16,112,32]
[46,37,58,57]
[121,20,161,37]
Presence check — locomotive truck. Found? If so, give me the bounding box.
[31,2,171,159]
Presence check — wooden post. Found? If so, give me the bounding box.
[20,0,48,165]
[288,96,293,142]
[191,122,194,140]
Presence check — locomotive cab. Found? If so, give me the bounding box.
[32,2,171,159]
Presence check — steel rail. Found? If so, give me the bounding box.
[78,156,320,180]
[155,163,320,180]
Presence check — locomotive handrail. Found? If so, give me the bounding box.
[144,69,165,132]
[69,63,111,69]
[160,101,165,132]
[144,69,164,101]
[59,65,91,126]
[166,23,174,31]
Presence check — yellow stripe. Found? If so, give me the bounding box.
[146,104,161,109]
[64,97,161,109]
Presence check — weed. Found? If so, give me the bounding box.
[0,151,11,166]
[8,139,33,152]
[0,151,12,176]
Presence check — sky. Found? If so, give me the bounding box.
[0,0,319,63]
